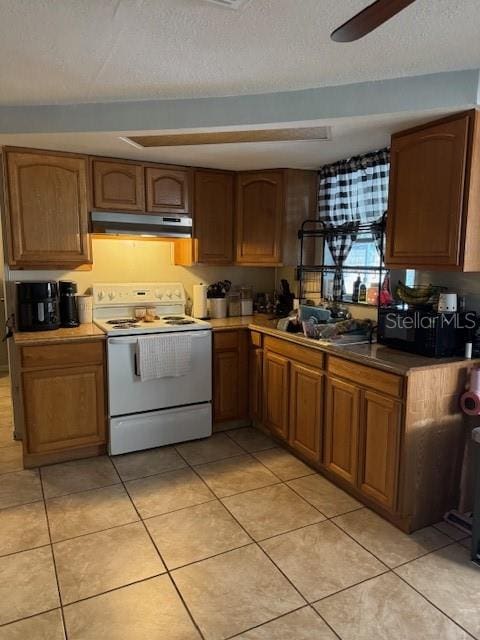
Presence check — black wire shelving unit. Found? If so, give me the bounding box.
[297,214,387,305]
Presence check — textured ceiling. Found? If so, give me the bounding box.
[1,0,480,106]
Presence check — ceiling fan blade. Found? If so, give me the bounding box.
[331,0,416,42]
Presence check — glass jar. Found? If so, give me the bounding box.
[240,286,253,316]
[228,291,241,317]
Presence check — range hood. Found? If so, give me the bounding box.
[91,211,193,238]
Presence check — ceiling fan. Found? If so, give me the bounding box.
[331,0,416,42]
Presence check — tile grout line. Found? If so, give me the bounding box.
[223,604,321,640]
[329,515,461,572]
[0,606,62,630]
[180,456,316,618]
[116,464,208,640]
[313,520,475,638]
[2,432,474,637]
[38,466,69,640]
[392,568,477,640]
[223,428,320,485]
[184,436,478,637]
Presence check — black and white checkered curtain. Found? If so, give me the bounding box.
[318,148,390,299]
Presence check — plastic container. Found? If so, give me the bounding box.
[240,286,253,316]
[241,299,253,316]
[228,291,241,317]
[76,295,93,324]
[366,283,379,306]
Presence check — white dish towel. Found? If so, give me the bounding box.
[136,334,192,381]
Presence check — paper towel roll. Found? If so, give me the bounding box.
[193,284,208,319]
[460,391,480,415]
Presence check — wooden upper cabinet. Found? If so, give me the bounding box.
[236,171,284,265]
[289,362,323,463]
[235,169,317,266]
[92,159,145,212]
[358,390,401,510]
[324,376,360,485]
[194,170,234,264]
[146,167,192,214]
[3,148,91,267]
[386,110,480,271]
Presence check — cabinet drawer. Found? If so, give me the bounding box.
[327,356,403,398]
[250,331,263,348]
[213,330,241,351]
[263,336,324,370]
[21,341,104,370]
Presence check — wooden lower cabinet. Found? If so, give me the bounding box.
[358,390,402,510]
[249,345,263,424]
[263,350,289,440]
[324,375,401,509]
[23,364,105,454]
[218,330,468,532]
[213,330,248,427]
[324,377,360,485]
[289,362,323,463]
[19,339,106,466]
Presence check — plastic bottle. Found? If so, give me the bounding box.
[358,280,367,303]
[352,276,361,303]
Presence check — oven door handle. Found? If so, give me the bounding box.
[109,337,138,344]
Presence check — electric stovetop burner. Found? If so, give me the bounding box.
[162,316,185,321]
[165,319,195,325]
[107,318,136,325]
[111,323,140,329]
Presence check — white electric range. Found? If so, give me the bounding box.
[93,283,212,455]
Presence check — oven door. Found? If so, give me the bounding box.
[107,330,212,417]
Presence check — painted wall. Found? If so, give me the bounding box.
[8,238,276,304]
[1,70,478,135]
[416,270,480,311]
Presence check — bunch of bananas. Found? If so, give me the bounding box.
[395,281,436,306]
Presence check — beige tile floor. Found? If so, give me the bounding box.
[0,380,478,638]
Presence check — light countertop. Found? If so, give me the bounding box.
[14,323,106,346]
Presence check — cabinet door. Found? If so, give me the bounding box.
[5,149,91,267]
[386,113,470,268]
[236,171,284,265]
[324,376,360,485]
[92,159,145,212]
[289,362,323,463]
[263,350,289,440]
[249,346,263,424]
[146,167,192,213]
[213,330,248,425]
[194,170,234,264]
[23,364,106,454]
[358,390,401,510]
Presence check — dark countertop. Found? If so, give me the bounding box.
[210,315,478,375]
[14,316,476,375]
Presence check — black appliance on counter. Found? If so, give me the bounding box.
[377,307,474,357]
[16,281,60,332]
[59,280,79,328]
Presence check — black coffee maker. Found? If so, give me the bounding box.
[59,281,79,328]
[16,281,60,331]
